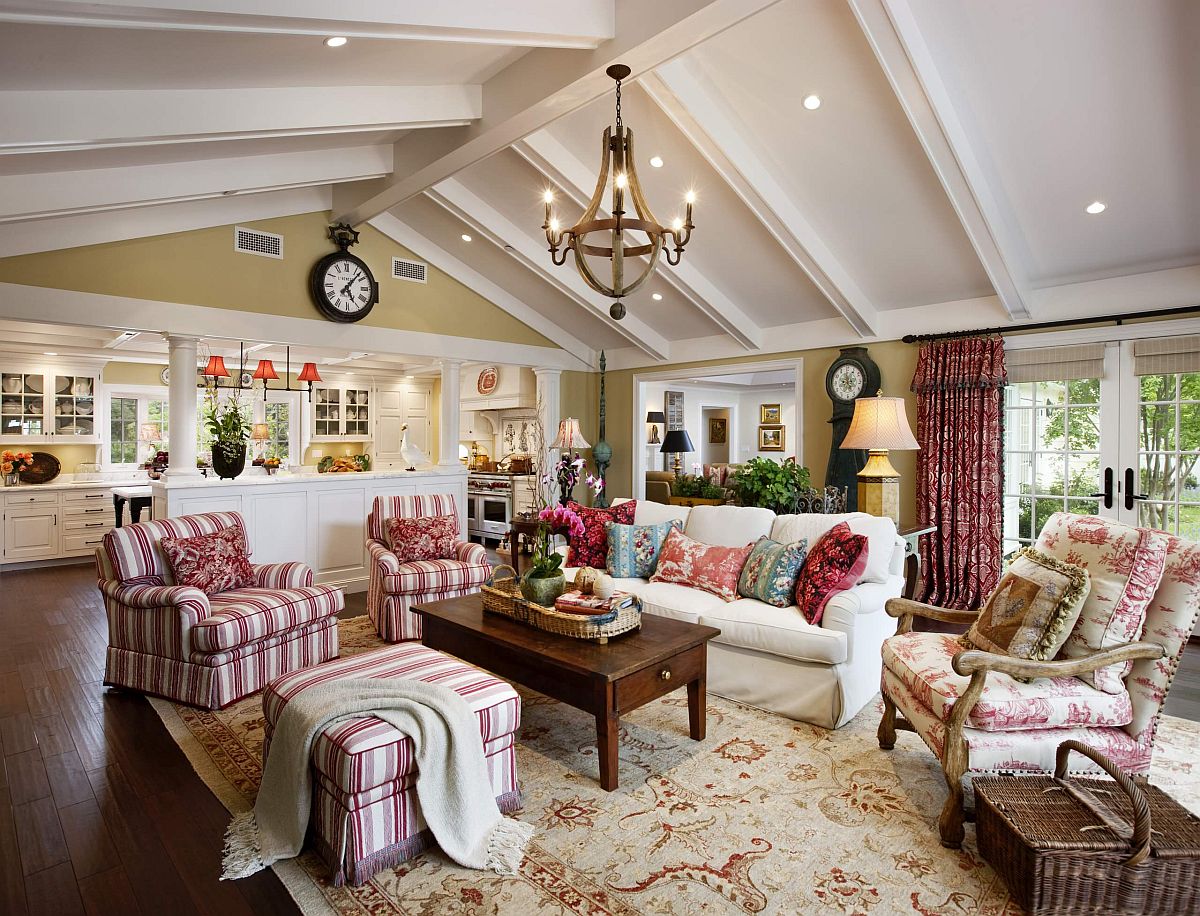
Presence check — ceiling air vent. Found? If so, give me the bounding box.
[233,226,283,259]
[391,256,427,284]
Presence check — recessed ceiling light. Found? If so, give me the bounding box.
[649,156,664,168]
[43,351,57,356]
[461,233,472,242]
[324,36,347,48]
[1086,200,1106,214]
[651,293,663,301]
[802,94,822,110]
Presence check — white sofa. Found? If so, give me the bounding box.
[567,500,906,729]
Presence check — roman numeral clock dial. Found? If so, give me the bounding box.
[309,223,378,323]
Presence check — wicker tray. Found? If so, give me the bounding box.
[976,740,1200,915]
[482,570,641,643]
[481,565,527,621]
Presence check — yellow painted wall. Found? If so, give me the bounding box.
[0,211,558,349]
[601,340,920,526]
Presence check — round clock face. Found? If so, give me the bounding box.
[831,362,866,402]
[311,253,377,323]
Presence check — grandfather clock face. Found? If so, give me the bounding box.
[825,347,882,512]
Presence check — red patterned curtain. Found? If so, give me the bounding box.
[911,336,1007,610]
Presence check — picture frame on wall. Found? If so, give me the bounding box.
[758,425,785,451]
[709,417,727,445]
[760,403,781,424]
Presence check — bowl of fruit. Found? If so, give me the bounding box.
[263,456,281,475]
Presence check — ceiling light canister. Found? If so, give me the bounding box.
[1086,201,1107,214]
[324,36,348,47]
[803,94,821,110]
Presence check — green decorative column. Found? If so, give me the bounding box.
[592,351,612,507]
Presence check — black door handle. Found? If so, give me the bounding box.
[1124,467,1150,511]
[1089,467,1114,509]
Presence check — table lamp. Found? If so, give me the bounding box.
[251,422,271,462]
[839,393,919,523]
[645,410,665,444]
[550,417,591,450]
[138,423,162,464]
[660,428,695,479]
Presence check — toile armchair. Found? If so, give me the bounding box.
[366,494,490,641]
[878,513,1200,848]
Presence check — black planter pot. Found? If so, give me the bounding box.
[211,441,247,480]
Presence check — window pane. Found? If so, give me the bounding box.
[1035,408,1065,451]
[1140,374,1176,402]
[1034,452,1065,495]
[1066,377,1100,404]
[1065,405,1100,450]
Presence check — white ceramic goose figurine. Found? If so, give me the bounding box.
[399,423,427,470]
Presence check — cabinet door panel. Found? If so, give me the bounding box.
[378,389,402,412]
[376,415,404,459]
[4,507,59,560]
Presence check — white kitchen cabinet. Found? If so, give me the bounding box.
[460,365,535,412]
[3,505,60,561]
[1,485,125,564]
[1,361,102,444]
[374,380,432,465]
[310,382,372,442]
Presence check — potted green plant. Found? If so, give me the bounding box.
[729,457,811,514]
[670,472,726,504]
[204,390,251,480]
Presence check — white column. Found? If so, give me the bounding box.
[534,367,562,500]
[165,335,201,476]
[436,358,462,466]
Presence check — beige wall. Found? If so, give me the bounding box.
[602,340,921,527]
[0,211,558,349]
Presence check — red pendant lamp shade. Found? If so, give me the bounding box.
[203,355,230,378]
[297,362,322,383]
[252,359,279,381]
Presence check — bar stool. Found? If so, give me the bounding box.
[112,485,153,528]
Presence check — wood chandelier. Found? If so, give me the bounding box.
[542,64,696,320]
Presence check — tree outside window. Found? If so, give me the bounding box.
[264,402,290,460]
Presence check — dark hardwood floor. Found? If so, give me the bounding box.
[0,561,1196,915]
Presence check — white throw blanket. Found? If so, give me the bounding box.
[220,677,533,880]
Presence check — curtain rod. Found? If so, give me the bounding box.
[902,303,1200,344]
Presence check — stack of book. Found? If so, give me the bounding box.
[553,589,636,617]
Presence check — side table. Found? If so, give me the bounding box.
[897,524,935,600]
[506,515,542,577]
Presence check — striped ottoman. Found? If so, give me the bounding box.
[262,642,523,886]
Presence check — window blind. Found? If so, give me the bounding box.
[1132,335,1200,376]
[1005,343,1106,383]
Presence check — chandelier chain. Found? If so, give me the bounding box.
[614,77,622,132]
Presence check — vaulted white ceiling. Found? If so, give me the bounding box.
[0,0,1196,372]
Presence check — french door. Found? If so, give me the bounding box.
[1003,335,1200,555]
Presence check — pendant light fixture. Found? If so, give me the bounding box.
[542,64,696,320]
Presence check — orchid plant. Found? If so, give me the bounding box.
[528,503,585,580]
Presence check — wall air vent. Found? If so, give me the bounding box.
[391,257,427,284]
[233,226,283,259]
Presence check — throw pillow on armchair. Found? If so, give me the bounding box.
[385,514,459,562]
[160,525,255,595]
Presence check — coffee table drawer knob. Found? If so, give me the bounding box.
[660,668,671,681]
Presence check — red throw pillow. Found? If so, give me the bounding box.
[385,514,459,562]
[650,527,754,601]
[566,500,636,569]
[794,522,869,625]
[160,525,254,596]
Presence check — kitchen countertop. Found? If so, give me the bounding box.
[5,477,151,492]
[152,465,467,490]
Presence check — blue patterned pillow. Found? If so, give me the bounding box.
[607,520,683,578]
[737,536,809,607]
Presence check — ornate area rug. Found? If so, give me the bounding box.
[149,616,1200,916]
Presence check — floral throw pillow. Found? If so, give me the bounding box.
[160,525,254,596]
[385,514,459,562]
[566,500,636,569]
[650,527,754,601]
[737,536,810,607]
[962,547,1090,675]
[607,520,682,578]
[794,522,868,625]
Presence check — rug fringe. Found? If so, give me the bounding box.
[220,810,269,880]
[485,817,533,876]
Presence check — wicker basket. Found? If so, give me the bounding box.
[975,739,1200,915]
[523,595,641,643]
[481,565,527,622]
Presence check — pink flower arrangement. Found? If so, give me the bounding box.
[538,504,585,539]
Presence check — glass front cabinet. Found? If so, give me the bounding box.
[1,363,101,443]
[310,382,372,442]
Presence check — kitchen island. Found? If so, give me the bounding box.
[151,465,468,592]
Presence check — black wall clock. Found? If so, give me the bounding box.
[309,223,378,323]
[825,346,881,512]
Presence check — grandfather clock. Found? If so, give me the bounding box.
[825,347,881,512]
[592,351,612,507]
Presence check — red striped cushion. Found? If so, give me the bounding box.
[193,585,342,652]
[381,558,490,595]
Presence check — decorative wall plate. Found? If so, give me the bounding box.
[477,366,499,396]
[160,366,170,385]
[18,451,61,484]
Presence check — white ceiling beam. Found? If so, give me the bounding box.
[0,145,392,222]
[848,0,1032,320]
[513,132,763,351]
[643,62,878,338]
[368,212,595,371]
[333,0,781,226]
[426,178,671,362]
[0,0,614,48]
[0,85,478,155]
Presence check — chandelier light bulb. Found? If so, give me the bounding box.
[550,218,560,232]
[615,173,628,189]
[685,190,696,204]
[672,217,684,231]
[543,189,554,203]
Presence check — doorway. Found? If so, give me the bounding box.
[700,407,731,465]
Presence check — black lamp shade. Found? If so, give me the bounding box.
[660,429,695,454]
[646,410,666,424]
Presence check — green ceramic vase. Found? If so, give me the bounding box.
[521,571,566,608]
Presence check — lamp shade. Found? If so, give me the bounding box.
[660,428,695,454]
[840,395,919,451]
[251,423,271,441]
[138,423,161,442]
[296,362,322,383]
[252,359,279,381]
[550,417,591,450]
[203,355,230,378]
[646,410,666,424]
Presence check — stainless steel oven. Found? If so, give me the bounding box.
[467,473,513,540]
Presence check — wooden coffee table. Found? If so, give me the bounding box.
[414,594,720,791]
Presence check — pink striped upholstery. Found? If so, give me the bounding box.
[262,644,522,886]
[365,496,490,641]
[97,511,343,709]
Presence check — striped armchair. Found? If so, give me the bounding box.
[97,511,343,709]
[366,494,490,641]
